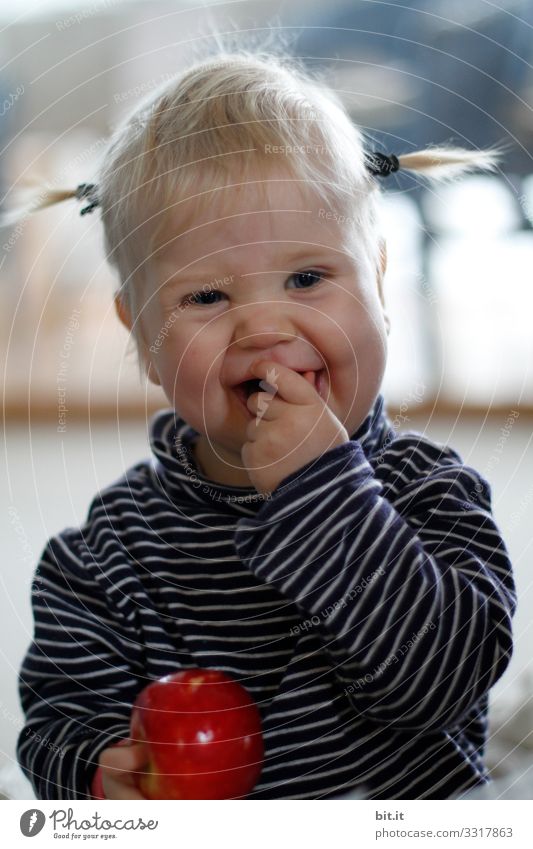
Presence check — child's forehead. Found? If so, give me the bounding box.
[168,177,327,227]
[152,178,357,267]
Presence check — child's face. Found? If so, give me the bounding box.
[119,177,389,486]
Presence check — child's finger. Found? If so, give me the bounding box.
[101,771,147,800]
[250,360,319,405]
[246,391,284,423]
[99,742,149,774]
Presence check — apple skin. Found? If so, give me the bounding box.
[130,668,264,799]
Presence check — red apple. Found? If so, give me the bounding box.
[130,668,264,799]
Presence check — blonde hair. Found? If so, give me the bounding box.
[1,42,503,379]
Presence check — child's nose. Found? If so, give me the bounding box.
[234,330,294,351]
[232,304,296,349]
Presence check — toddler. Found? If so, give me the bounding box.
[15,48,516,800]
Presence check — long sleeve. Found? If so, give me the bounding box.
[233,435,517,735]
[17,531,142,800]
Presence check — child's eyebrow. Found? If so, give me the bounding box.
[161,270,224,290]
[158,248,339,290]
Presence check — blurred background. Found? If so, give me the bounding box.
[1,0,532,799]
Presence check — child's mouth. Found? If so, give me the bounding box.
[233,379,264,415]
[232,369,327,414]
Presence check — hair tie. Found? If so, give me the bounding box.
[365,151,400,178]
[76,183,100,215]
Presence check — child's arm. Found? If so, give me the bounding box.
[234,434,516,733]
[16,533,146,800]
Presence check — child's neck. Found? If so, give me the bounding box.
[192,435,255,489]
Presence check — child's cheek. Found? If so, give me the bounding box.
[172,344,224,424]
[325,300,387,423]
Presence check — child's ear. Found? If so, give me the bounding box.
[376,239,391,336]
[113,293,162,387]
[114,292,133,332]
[144,358,162,387]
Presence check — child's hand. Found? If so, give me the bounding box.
[242,359,349,495]
[97,739,149,799]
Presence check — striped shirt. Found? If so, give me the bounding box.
[16,394,516,800]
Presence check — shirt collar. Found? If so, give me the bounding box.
[148,393,393,514]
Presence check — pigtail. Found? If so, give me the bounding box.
[0,180,97,230]
[395,145,506,183]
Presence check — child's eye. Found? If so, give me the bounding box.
[287,270,324,289]
[182,289,224,307]
[179,269,325,308]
